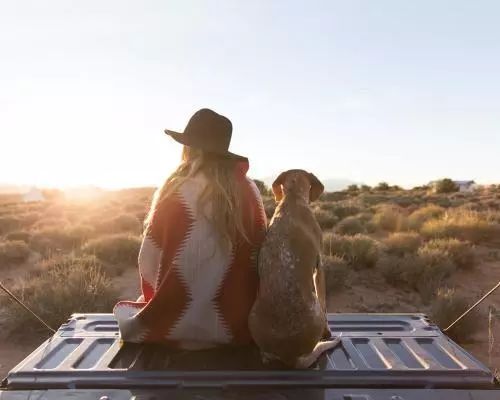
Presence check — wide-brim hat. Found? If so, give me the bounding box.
[164,108,246,160]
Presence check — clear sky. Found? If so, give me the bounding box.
[1,0,499,188]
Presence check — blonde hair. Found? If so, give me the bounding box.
[145,146,250,248]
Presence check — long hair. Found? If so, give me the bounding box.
[145,146,250,249]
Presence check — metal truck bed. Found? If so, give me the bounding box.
[1,313,499,399]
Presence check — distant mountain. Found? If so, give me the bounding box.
[260,177,360,192]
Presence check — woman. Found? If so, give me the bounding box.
[114,109,267,350]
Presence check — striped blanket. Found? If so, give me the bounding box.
[114,161,266,349]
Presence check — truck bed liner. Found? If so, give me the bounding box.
[2,313,495,390]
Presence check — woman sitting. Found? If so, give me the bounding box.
[114,109,267,350]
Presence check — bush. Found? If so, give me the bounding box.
[323,255,349,293]
[383,232,422,256]
[253,179,270,196]
[3,262,117,336]
[5,230,32,243]
[82,233,141,264]
[375,182,390,191]
[416,247,456,299]
[0,240,30,265]
[372,205,408,232]
[314,209,338,230]
[95,214,142,234]
[378,254,425,287]
[420,209,497,243]
[323,233,379,269]
[431,288,480,343]
[408,205,445,230]
[35,253,121,278]
[434,178,459,194]
[30,226,92,255]
[420,238,475,270]
[263,198,276,220]
[0,216,21,235]
[331,202,362,220]
[335,216,365,235]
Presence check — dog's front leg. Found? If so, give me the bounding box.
[314,257,332,340]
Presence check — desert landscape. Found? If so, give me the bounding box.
[0,179,499,378]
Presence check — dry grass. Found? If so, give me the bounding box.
[420,209,498,243]
[0,216,21,235]
[5,230,32,243]
[420,238,476,270]
[3,261,117,336]
[372,205,408,232]
[383,232,422,256]
[408,204,445,230]
[314,209,338,230]
[0,240,30,265]
[82,233,141,265]
[323,255,350,293]
[93,213,142,235]
[432,288,480,343]
[323,233,379,269]
[30,225,93,255]
[335,216,365,236]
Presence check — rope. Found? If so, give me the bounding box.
[444,280,500,333]
[0,280,56,334]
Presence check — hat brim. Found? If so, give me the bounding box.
[164,129,247,161]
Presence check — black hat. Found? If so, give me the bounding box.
[164,108,246,160]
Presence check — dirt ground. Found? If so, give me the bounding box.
[1,255,499,379]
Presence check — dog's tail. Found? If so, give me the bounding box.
[295,335,342,369]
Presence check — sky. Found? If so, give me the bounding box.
[0,0,499,189]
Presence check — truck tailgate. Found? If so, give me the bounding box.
[2,313,495,390]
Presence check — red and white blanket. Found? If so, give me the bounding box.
[114,161,266,349]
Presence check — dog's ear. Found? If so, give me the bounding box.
[272,171,289,203]
[308,173,324,202]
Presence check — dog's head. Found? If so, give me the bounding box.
[272,169,324,203]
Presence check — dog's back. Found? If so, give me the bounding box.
[249,170,327,366]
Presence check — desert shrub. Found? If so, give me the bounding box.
[408,205,445,230]
[416,247,456,299]
[375,182,390,191]
[17,211,41,227]
[33,216,69,229]
[34,253,122,278]
[253,179,270,196]
[3,262,117,336]
[82,233,141,264]
[360,185,371,192]
[431,288,480,343]
[263,198,276,220]
[5,230,32,243]
[323,233,379,269]
[323,255,349,292]
[0,216,21,235]
[382,232,422,256]
[378,254,425,287]
[335,216,365,235]
[0,240,30,265]
[320,192,349,202]
[331,202,362,220]
[346,184,359,192]
[314,209,338,230]
[30,226,90,255]
[434,178,459,194]
[420,238,475,270]
[95,214,142,234]
[420,209,497,243]
[372,205,408,232]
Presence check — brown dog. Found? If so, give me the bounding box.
[249,169,341,368]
